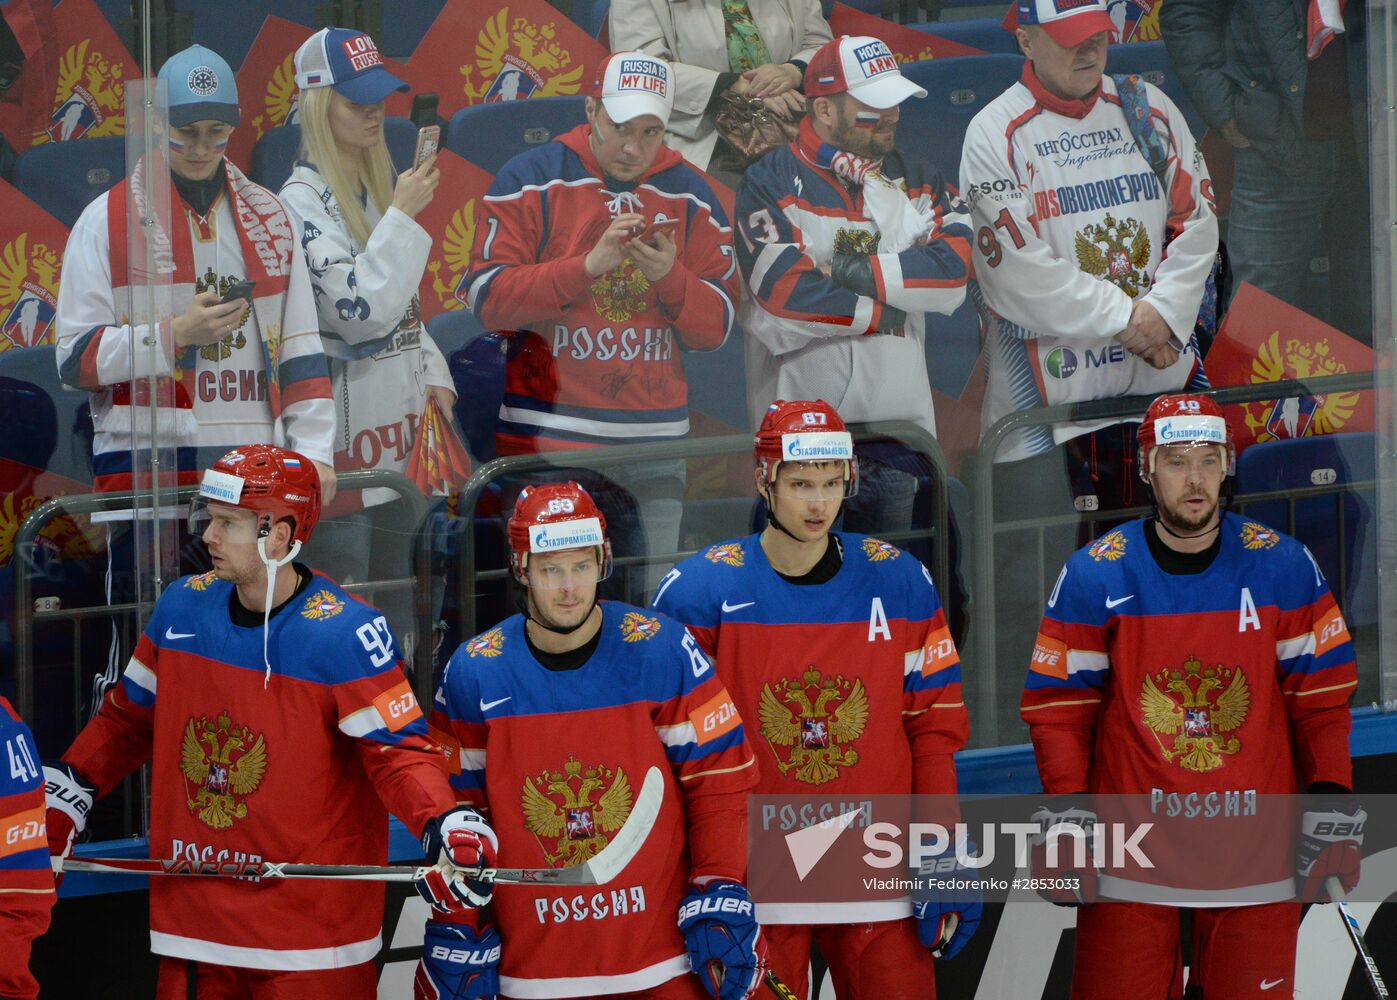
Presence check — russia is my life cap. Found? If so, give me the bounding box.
[594,51,674,125]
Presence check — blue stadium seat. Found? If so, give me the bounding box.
[249,117,418,193]
[0,346,92,484]
[684,327,750,433]
[1106,42,1206,140]
[1234,432,1377,628]
[382,0,446,57]
[92,0,132,34]
[14,137,126,227]
[907,18,1020,55]
[445,97,585,176]
[570,0,610,39]
[448,332,507,463]
[169,3,321,69]
[426,308,487,359]
[897,54,1024,178]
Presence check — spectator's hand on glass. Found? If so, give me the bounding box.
[584,212,645,277]
[172,290,249,348]
[391,153,440,220]
[313,460,338,506]
[628,229,678,283]
[742,62,803,98]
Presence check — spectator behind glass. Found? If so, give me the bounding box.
[1162,0,1371,345]
[735,35,972,536]
[610,0,832,183]
[279,28,457,643]
[53,43,336,715]
[458,52,739,601]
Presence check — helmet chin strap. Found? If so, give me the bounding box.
[257,535,302,687]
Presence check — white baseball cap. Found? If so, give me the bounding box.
[1016,0,1117,48]
[594,51,674,125]
[803,36,926,109]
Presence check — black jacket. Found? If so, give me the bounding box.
[1160,0,1366,159]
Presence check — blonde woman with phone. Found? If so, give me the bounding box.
[279,27,457,646]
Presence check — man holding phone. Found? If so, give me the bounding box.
[54,44,336,711]
[461,51,739,600]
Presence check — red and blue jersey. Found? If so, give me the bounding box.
[652,532,968,923]
[1022,512,1356,798]
[462,124,738,455]
[430,602,756,997]
[62,569,454,970]
[1,696,51,1000]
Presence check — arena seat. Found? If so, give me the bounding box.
[445,97,586,177]
[896,53,1024,178]
[907,18,1020,55]
[14,136,125,227]
[249,117,418,193]
[568,0,610,39]
[1234,432,1377,628]
[683,326,750,433]
[382,0,447,57]
[0,345,92,485]
[1106,41,1206,140]
[169,2,321,69]
[426,308,488,360]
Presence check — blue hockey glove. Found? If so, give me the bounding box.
[416,807,498,913]
[413,922,500,1000]
[912,842,983,960]
[1029,801,1099,906]
[677,880,767,1000]
[1296,798,1366,903]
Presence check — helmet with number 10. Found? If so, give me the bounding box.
[753,399,859,498]
[506,481,613,588]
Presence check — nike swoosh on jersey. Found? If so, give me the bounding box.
[479,697,511,712]
[1259,980,1284,991]
[1104,595,1134,609]
[721,600,756,613]
[164,628,196,640]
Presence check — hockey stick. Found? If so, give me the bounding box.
[60,765,664,888]
[1328,876,1391,999]
[762,970,800,1000]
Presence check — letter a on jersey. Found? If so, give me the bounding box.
[1238,587,1260,632]
[868,597,891,642]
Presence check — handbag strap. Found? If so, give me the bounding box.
[1112,73,1171,189]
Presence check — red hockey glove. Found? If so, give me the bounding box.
[1296,799,1365,903]
[416,807,499,913]
[43,762,95,886]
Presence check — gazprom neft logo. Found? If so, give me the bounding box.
[529,518,604,553]
[781,431,853,462]
[199,470,244,504]
[1154,415,1226,445]
[852,41,897,79]
[617,58,667,97]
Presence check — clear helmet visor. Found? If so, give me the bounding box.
[188,496,260,543]
[523,546,611,590]
[765,459,857,501]
[1146,442,1228,479]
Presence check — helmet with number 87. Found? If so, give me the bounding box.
[1136,393,1235,483]
[753,399,858,497]
[507,481,613,586]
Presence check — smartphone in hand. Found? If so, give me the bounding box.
[219,279,256,304]
[410,92,439,128]
[630,217,680,245]
[413,125,441,168]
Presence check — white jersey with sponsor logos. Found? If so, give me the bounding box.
[280,163,452,507]
[960,68,1218,462]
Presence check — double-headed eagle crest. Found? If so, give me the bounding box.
[1074,213,1151,297]
[521,758,633,868]
[758,666,869,785]
[180,711,269,829]
[1140,655,1250,773]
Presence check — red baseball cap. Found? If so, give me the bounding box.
[804,36,926,109]
[1015,0,1117,48]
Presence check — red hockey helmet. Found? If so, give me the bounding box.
[191,444,322,544]
[1137,393,1235,482]
[754,399,858,496]
[506,481,613,585]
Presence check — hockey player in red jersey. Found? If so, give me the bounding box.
[651,399,975,999]
[41,445,485,999]
[1,696,52,1000]
[1021,393,1362,999]
[418,482,764,1000]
